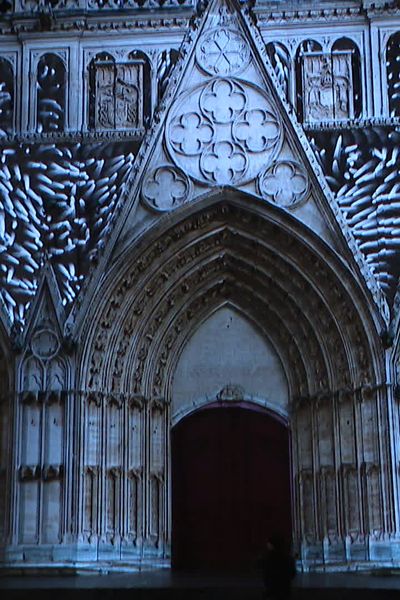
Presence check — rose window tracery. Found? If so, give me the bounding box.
[165,77,282,187]
[196,27,250,76]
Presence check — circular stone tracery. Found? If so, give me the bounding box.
[166,78,282,187]
[196,27,250,76]
[258,160,309,208]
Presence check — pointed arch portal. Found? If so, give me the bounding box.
[77,192,386,570]
[171,402,291,571]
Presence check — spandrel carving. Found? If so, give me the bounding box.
[258,160,309,208]
[36,54,66,133]
[142,165,191,211]
[196,27,250,76]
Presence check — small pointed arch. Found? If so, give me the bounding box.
[332,37,362,118]
[0,57,14,135]
[127,50,152,129]
[386,31,400,117]
[266,42,291,103]
[295,39,323,121]
[36,52,66,133]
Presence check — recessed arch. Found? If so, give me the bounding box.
[76,190,386,565]
[171,304,289,424]
[78,190,383,397]
[36,53,66,133]
[386,31,400,117]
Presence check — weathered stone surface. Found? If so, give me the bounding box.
[0,0,400,575]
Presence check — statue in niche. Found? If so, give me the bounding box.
[302,52,353,122]
[94,58,142,130]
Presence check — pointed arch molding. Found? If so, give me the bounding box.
[72,192,393,562]
[78,192,384,401]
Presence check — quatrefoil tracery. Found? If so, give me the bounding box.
[166,78,282,187]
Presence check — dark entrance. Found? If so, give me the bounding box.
[171,402,292,571]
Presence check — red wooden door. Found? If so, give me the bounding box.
[171,402,292,571]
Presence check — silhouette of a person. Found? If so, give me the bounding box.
[261,533,296,600]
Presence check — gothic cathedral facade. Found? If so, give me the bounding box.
[1,0,400,573]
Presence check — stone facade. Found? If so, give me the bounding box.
[1,0,400,574]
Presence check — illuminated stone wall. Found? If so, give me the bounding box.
[0,0,400,574]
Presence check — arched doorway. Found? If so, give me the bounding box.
[171,402,292,571]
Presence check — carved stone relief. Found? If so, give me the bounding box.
[142,165,191,211]
[258,160,309,208]
[93,58,143,131]
[196,27,250,76]
[302,51,354,122]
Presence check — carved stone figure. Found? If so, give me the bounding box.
[94,59,143,130]
[302,51,353,122]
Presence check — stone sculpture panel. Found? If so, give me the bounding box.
[302,51,353,122]
[94,58,143,131]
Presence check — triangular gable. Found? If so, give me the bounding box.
[67,0,389,335]
[17,263,66,350]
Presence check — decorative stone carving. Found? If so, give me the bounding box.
[166,78,282,186]
[216,384,245,401]
[31,328,60,359]
[142,165,191,211]
[93,58,143,131]
[196,27,250,76]
[302,51,354,122]
[258,160,309,208]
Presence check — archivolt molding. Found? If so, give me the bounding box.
[78,196,384,403]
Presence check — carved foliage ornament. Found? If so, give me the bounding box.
[166,78,282,187]
[258,160,309,208]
